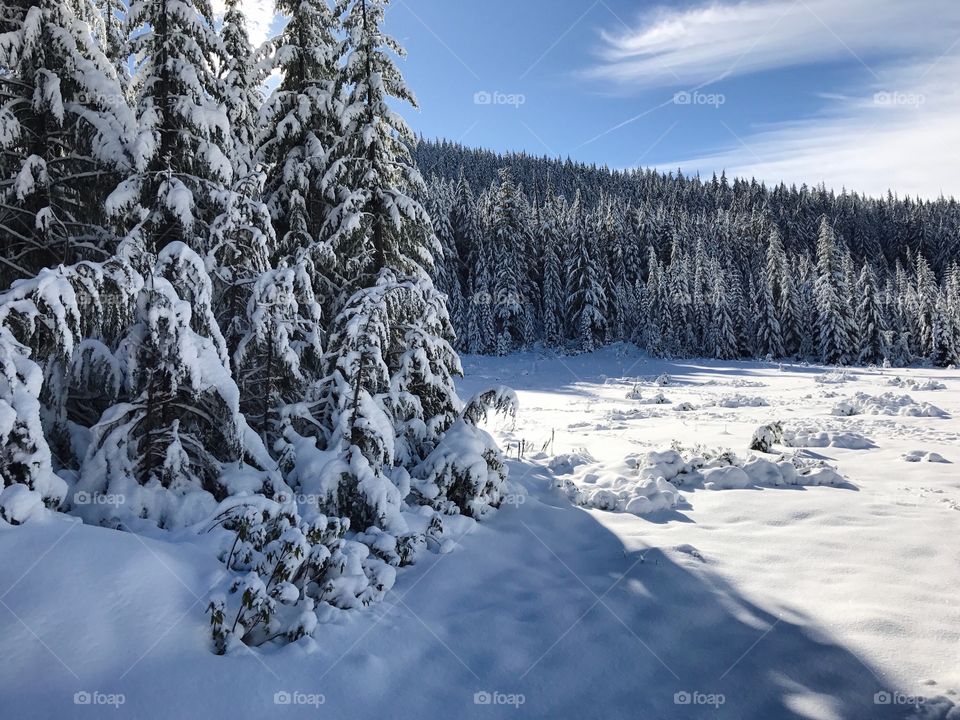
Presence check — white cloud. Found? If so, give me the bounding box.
[585,0,960,198]
[587,0,957,90]
[656,57,960,199]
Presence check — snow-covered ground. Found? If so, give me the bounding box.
[2,346,958,719]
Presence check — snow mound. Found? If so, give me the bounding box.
[715,394,769,408]
[783,426,875,450]
[816,370,856,384]
[751,422,874,451]
[548,451,596,475]
[625,386,671,404]
[887,377,947,391]
[0,484,45,525]
[902,450,949,463]
[831,392,948,418]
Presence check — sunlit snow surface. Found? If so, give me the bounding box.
[1,345,958,719]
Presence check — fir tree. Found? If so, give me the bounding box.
[0,0,134,285]
[566,205,606,352]
[855,265,886,364]
[814,216,852,364]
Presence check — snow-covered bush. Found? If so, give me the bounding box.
[0,326,66,506]
[831,392,948,418]
[208,500,399,654]
[411,386,517,518]
[750,422,784,453]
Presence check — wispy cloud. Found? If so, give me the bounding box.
[586,0,957,90]
[586,0,960,198]
[657,56,960,198]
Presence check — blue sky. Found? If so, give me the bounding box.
[238,0,960,199]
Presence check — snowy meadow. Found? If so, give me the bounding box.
[2,347,959,719]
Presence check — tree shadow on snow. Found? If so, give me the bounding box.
[401,460,922,720]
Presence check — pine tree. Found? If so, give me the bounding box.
[539,191,566,348]
[488,169,529,355]
[219,0,262,183]
[258,0,341,263]
[755,268,784,358]
[566,205,606,352]
[108,0,232,260]
[234,261,324,446]
[855,265,886,364]
[0,0,134,285]
[77,250,269,526]
[814,216,852,364]
[711,270,738,360]
[930,293,958,367]
[326,0,434,282]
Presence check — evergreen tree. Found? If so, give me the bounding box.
[0,0,134,285]
[814,216,852,364]
[107,0,232,262]
[539,192,566,348]
[566,205,606,352]
[711,270,738,360]
[487,169,528,355]
[855,265,886,364]
[258,0,341,263]
[755,268,784,358]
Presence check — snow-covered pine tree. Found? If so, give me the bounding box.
[219,0,262,183]
[464,233,495,355]
[234,261,324,447]
[913,253,938,358]
[566,201,607,352]
[643,246,665,356]
[930,293,958,367]
[0,0,134,286]
[314,0,499,531]
[597,198,627,341]
[325,0,434,282]
[766,227,799,354]
[755,267,784,359]
[488,168,529,355]
[77,248,275,527]
[106,0,231,262]
[814,216,852,364]
[855,264,886,365]
[99,0,131,97]
[539,190,566,348]
[258,0,341,267]
[425,177,465,341]
[711,269,739,360]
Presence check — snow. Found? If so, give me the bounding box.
[1,347,959,719]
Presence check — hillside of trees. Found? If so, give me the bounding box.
[414,140,960,366]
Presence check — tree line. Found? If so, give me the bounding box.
[417,141,960,366]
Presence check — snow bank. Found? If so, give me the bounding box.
[832,392,948,418]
